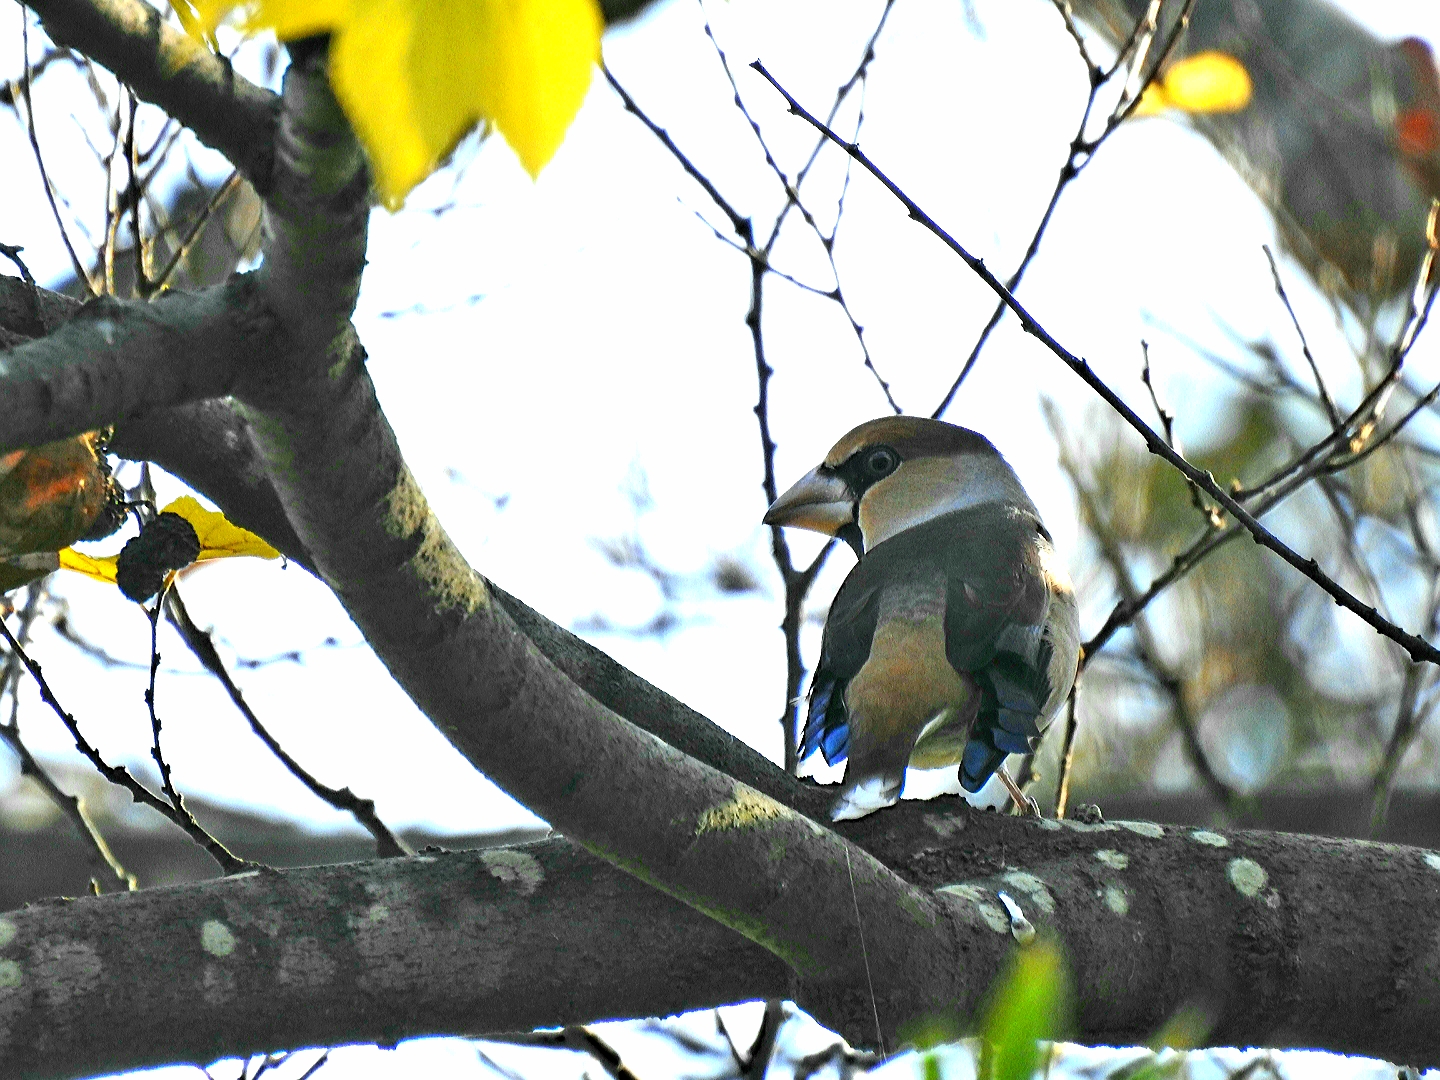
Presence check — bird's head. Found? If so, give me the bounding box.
[763,417,1037,558]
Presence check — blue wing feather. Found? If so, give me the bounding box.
[801,672,850,765]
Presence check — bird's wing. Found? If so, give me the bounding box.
[930,503,1076,790]
[800,503,1079,791]
[800,563,880,765]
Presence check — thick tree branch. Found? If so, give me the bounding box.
[226,52,969,1030]
[0,840,790,1080]
[0,278,271,452]
[23,0,279,192]
[5,804,1440,1079]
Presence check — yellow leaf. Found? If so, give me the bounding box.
[1134,51,1252,117]
[195,0,601,205]
[335,0,600,202]
[58,547,119,585]
[161,497,281,561]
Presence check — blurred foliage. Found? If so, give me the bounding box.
[0,433,122,591]
[1056,371,1440,805]
[53,176,262,299]
[1034,0,1440,821]
[1077,0,1440,311]
[978,940,1071,1080]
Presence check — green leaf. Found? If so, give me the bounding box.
[979,940,1071,1080]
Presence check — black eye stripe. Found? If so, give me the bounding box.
[865,448,898,475]
[833,443,902,497]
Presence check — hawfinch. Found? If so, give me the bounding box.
[764,417,1080,821]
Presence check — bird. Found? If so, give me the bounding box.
[763,416,1080,822]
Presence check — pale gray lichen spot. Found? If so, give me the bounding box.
[1227,857,1268,897]
[201,919,236,958]
[0,960,19,990]
[1103,885,1129,916]
[1423,852,1440,875]
[1095,849,1129,870]
[360,903,389,925]
[1001,871,1056,914]
[1061,819,1118,833]
[1035,817,1064,831]
[937,884,1011,934]
[0,920,14,950]
[35,940,101,1009]
[1192,830,1229,848]
[924,814,962,839]
[202,963,235,1007]
[278,936,336,989]
[482,849,544,896]
[1116,820,1164,839]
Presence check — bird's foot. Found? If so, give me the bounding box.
[830,775,901,821]
[997,766,1042,817]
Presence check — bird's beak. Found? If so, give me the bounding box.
[763,467,854,535]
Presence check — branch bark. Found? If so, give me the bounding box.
[0,840,790,1080]
[5,803,1440,1079]
[0,280,269,451]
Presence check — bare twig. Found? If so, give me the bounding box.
[933,0,1196,414]
[1264,244,1342,429]
[0,588,136,892]
[1052,684,1081,818]
[0,607,248,874]
[479,1028,642,1080]
[18,12,97,296]
[752,61,1440,668]
[148,170,242,295]
[1141,341,1222,525]
[163,587,410,857]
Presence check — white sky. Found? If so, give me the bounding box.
[4,0,1440,1075]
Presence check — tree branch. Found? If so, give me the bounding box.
[0,277,271,453]
[6,804,1440,1078]
[23,0,279,192]
[0,840,790,1080]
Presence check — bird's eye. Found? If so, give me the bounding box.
[864,447,899,478]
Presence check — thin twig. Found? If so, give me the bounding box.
[752,60,1440,667]
[0,588,136,892]
[164,588,410,857]
[144,599,186,811]
[148,171,242,295]
[0,607,248,874]
[1141,341,1222,524]
[1263,244,1342,429]
[18,12,97,296]
[933,0,1196,414]
[1052,684,1081,818]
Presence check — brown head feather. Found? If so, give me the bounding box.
[823,417,999,469]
